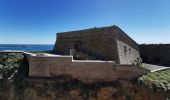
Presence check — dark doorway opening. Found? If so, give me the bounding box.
[74,41,82,51]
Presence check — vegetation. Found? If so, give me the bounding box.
[35,53,46,56]
[132,57,143,67]
[26,79,129,100]
[0,53,28,94]
[138,69,170,92]
[52,80,119,99]
[0,53,169,99]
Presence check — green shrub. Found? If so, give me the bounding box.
[138,69,170,92]
[0,53,29,94]
[132,57,143,67]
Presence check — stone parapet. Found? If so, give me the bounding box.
[24,52,148,83]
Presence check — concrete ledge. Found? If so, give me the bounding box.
[142,63,170,72]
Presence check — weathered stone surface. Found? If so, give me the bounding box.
[53,25,139,64]
[25,54,118,83]
[117,40,139,64]
[24,52,148,83]
[140,44,170,67]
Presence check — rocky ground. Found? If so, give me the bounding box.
[1,78,169,100]
[12,79,170,100]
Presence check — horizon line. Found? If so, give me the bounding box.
[0,43,54,45]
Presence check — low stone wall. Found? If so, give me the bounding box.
[24,52,117,83]
[68,60,117,82]
[24,52,149,83]
[116,64,149,79]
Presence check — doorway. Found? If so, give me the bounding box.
[74,41,82,51]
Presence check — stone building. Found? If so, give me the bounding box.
[140,44,170,67]
[53,25,140,64]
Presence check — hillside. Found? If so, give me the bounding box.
[0,53,170,100]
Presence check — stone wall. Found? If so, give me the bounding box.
[116,64,148,79]
[53,25,139,64]
[140,44,170,67]
[54,27,116,61]
[24,52,118,83]
[117,40,140,64]
[24,52,148,83]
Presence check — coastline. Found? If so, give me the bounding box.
[0,44,54,51]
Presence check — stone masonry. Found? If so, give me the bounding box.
[53,25,140,64]
[24,52,148,83]
[140,44,170,67]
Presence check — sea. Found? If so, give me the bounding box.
[0,44,54,51]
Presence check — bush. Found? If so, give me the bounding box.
[138,69,170,92]
[0,53,29,93]
[132,57,143,67]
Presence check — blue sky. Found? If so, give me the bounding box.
[0,0,170,44]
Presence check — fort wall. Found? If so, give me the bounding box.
[24,52,117,83]
[140,44,170,67]
[54,29,116,61]
[53,26,140,64]
[116,64,148,79]
[117,40,140,64]
[24,52,148,83]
